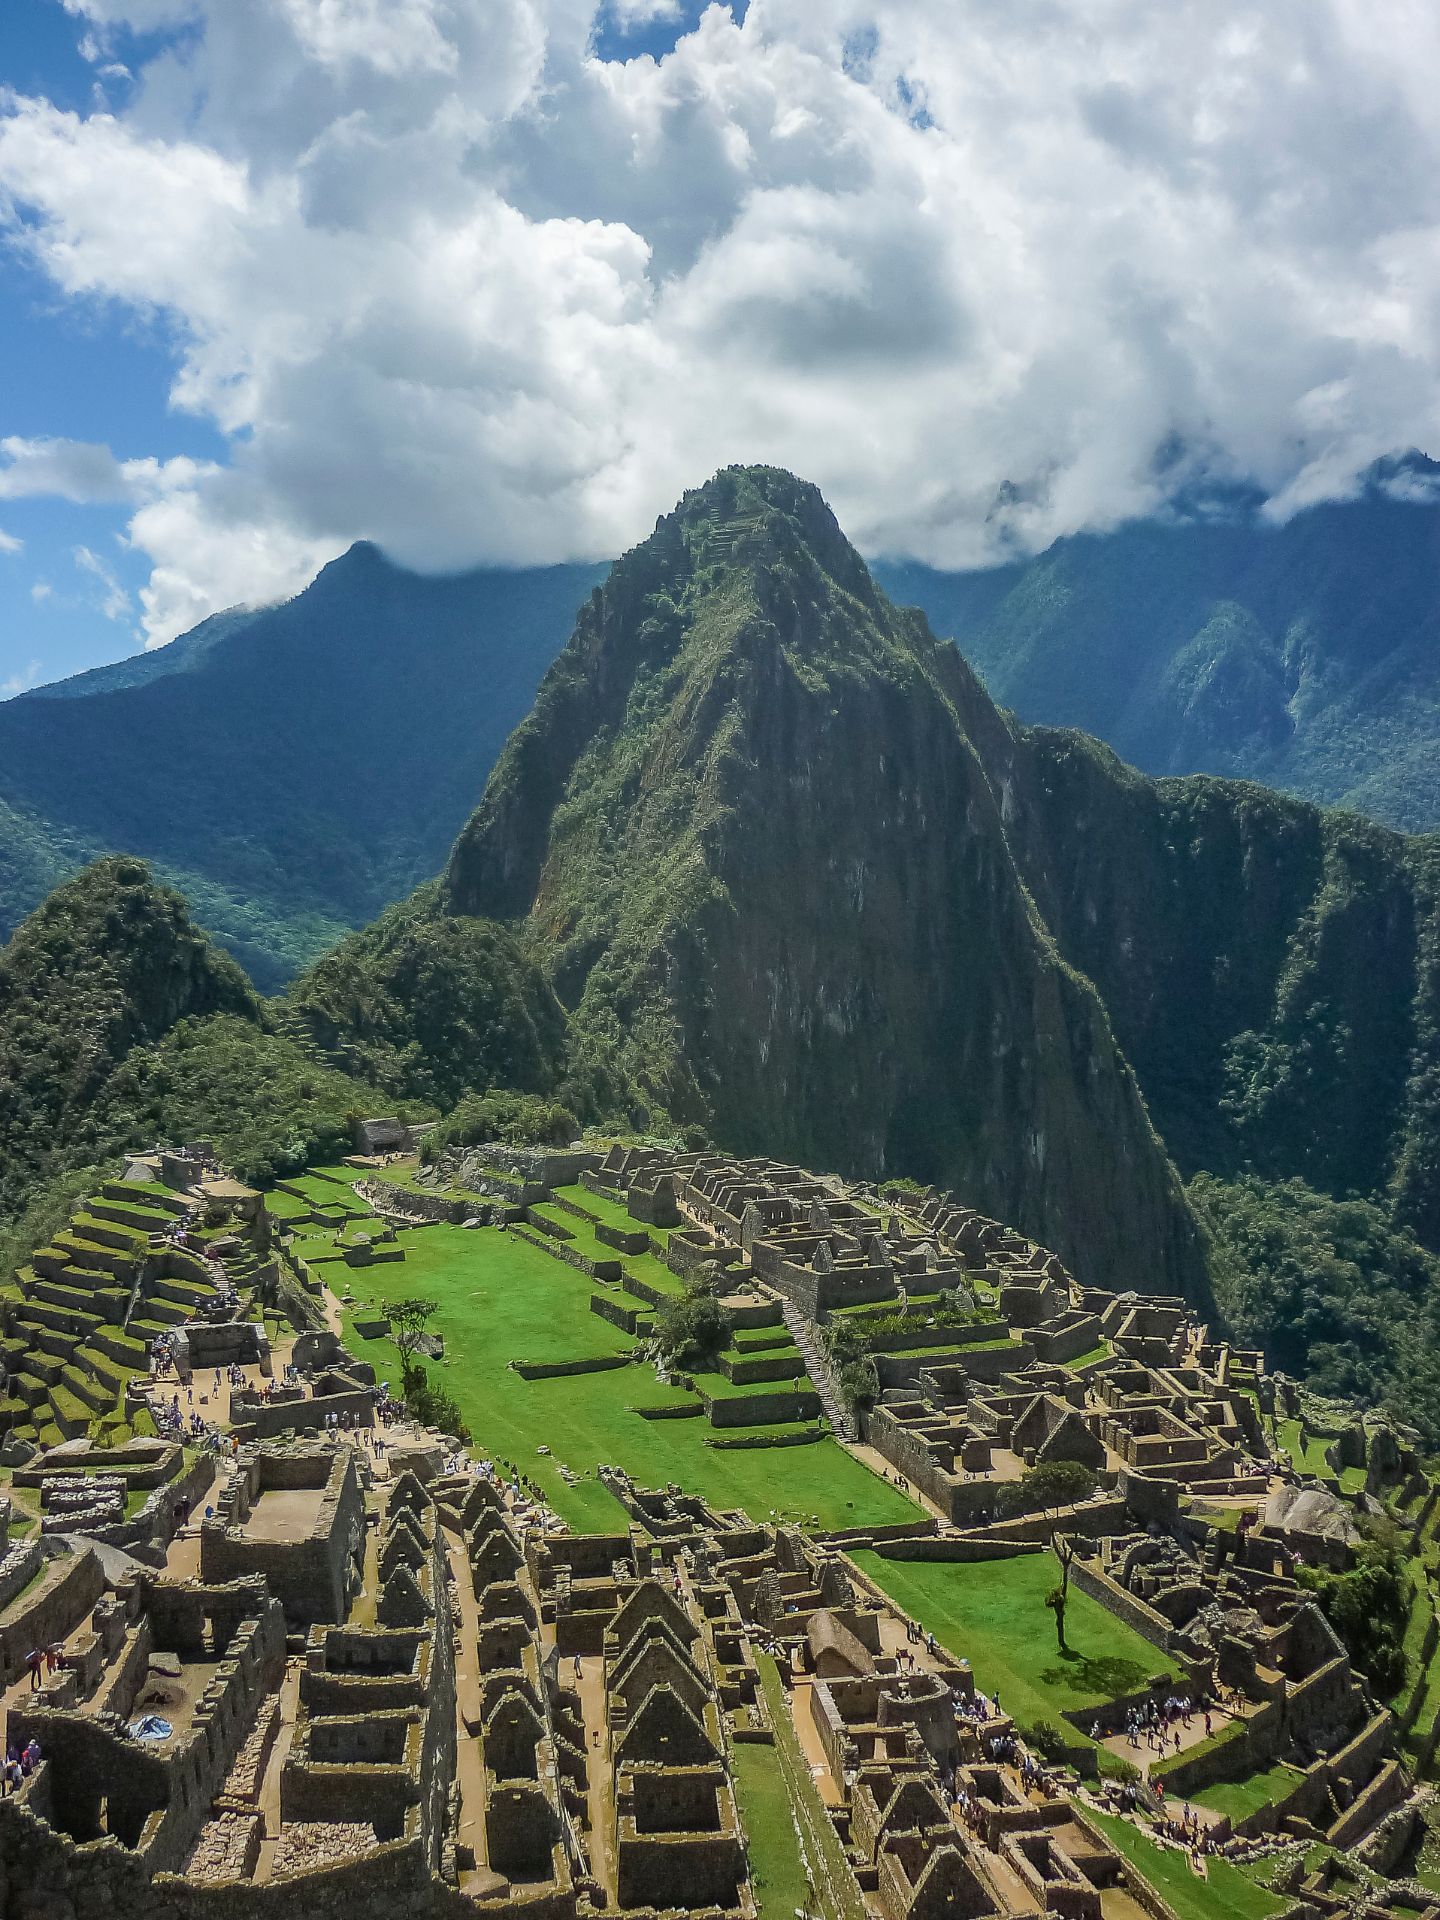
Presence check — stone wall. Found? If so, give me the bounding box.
[231,1381,375,1441]
[0,1547,105,1686]
[512,1224,622,1284]
[201,1448,364,1626]
[1067,1559,1176,1657]
[358,1179,470,1225]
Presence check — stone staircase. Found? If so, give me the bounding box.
[780,1298,857,1443]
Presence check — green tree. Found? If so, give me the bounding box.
[1297,1524,1411,1695]
[654,1289,731,1370]
[388,1296,440,1394]
[995,1459,1098,1519]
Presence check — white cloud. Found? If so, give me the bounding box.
[1,658,44,697]
[606,0,682,29]
[3,0,1440,641]
[0,527,21,555]
[30,581,53,602]
[73,543,134,622]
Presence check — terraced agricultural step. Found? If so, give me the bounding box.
[91,1328,150,1371]
[101,1181,187,1215]
[53,1234,138,1280]
[74,1345,133,1398]
[54,1271,127,1315]
[149,1276,217,1311]
[13,1348,67,1388]
[132,1298,189,1328]
[59,1363,113,1416]
[49,1385,94,1440]
[86,1198,174,1235]
[71,1215,148,1256]
[10,1373,49,1409]
[29,1276,125,1319]
[13,1300,103,1341]
[129,1316,181,1343]
[29,1326,82,1365]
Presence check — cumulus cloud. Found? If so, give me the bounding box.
[4,0,1440,641]
[0,528,21,555]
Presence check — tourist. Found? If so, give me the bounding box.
[25,1648,43,1692]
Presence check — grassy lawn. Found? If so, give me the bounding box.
[342,1219,917,1534]
[554,1183,676,1248]
[1062,1341,1113,1370]
[1088,1812,1284,1920]
[732,1740,811,1920]
[756,1657,865,1920]
[1274,1419,1334,1477]
[1193,1759,1304,1823]
[851,1549,1175,1735]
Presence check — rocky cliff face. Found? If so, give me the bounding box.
[446,468,1207,1298]
[997,729,1440,1249]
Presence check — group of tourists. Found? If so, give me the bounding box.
[1,1739,42,1791]
[1108,1690,1213,1756]
[22,1645,64,1692]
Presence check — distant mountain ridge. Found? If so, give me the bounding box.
[874,458,1440,832]
[0,547,603,986]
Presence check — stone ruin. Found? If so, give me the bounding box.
[1,1140,1437,1920]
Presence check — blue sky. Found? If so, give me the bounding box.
[0,1,215,687]
[0,0,735,691]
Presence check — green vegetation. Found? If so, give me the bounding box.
[654,1287,732,1370]
[0,858,254,1216]
[852,1549,1174,1735]
[0,552,601,987]
[878,476,1440,834]
[994,1459,1099,1518]
[1193,1759,1304,1824]
[1086,1810,1285,1920]
[730,1740,812,1920]
[288,892,574,1111]
[337,1214,917,1532]
[755,1656,866,1920]
[1297,1526,1412,1694]
[1195,1175,1440,1445]
[94,1014,421,1189]
[423,1090,579,1155]
[1271,1417,1336,1478]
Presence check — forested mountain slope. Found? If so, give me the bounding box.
[876,463,1440,832]
[0,548,602,987]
